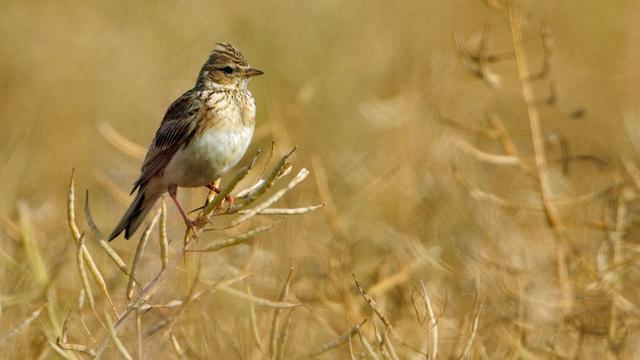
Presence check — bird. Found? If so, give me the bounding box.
[108,43,263,241]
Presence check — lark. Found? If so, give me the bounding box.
[109,43,263,241]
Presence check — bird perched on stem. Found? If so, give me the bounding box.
[109,43,263,241]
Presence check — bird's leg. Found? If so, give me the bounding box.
[206,183,221,193]
[168,186,199,241]
[206,182,234,212]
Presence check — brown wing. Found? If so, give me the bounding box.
[131,89,203,194]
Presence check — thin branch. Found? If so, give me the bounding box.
[453,167,541,210]
[420,281,438,360]
[0,304,44,346]
[507,0,572,305]
[457,304,483,360]
[455,138,521,166]
[97,120,146,159]
[302,319,367,358]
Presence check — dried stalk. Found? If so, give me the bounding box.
[457,304,483,360]
[420,282,438,360]
[507,0,572,305]
[105,311,133,360]
[87,150,310,358]
[127,210,161,299]
[194,223,278,252]
[302,319,367,358]
[159,198,169,269]
[0,304,44,346]
[269,268,295,357]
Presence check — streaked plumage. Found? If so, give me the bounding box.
[109,43,263,240]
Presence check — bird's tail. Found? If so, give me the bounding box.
[108,188,161,241]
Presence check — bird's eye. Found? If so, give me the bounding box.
[222,66,234,74]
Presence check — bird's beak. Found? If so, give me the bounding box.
[243,67,264,78]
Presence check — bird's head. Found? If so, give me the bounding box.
[196,43,263,90]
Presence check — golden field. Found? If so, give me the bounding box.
[1,0,640,358]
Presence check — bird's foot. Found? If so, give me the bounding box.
[184,219,200,243]
[206,183,222,193]
[223,194,234,213]
[206,183,234,213]
[191,215,209,229]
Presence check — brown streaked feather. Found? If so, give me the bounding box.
[131,90,203,194]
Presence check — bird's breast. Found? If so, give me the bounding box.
[164,125,254,188]
[163,91,256,188]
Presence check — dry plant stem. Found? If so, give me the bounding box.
[91,151,309,358]
[47,340,78,360]
[381,328,400,360]
[17,207,49,301]
[155,261,201,340]
[507,0,572,306]
[94,236,198,358]
[246,284,265,352]
[76,234,106,331]
[303,319,367,358]
[457,304,483,360]
[97,239,130,278]
[352,275,397,339]
[244,246,266,354]
[141,272,244,339]
[269,268,295,357]
[194,223,278,251]
[57,339,97,357]
[454,138,520,166]
[311,155,346,239]
[237,204,324,216]
[602,190,627,348]
[275,308,296,360]
[369,263,416,299]
[84,191,103,239]
[92,169,130,206]
[234,148,294,209]
[68,172,118,316]
[420,281,438,360]
[440,114,498,139]
[169,332,186,359]
[486,112,534,176]
[453,167,541,210]
[159,198,169,269]
[358,332,381,360]
[97,120,146,160]
[126,211,161,299]
[227,168,309,228]
[0,304,44,346]
[105,311,133,360]
[135,310,143,360]
[348,335,356,360]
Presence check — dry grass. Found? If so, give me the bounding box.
[2,0,640,359]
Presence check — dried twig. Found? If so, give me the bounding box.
[159,198,169,269]
[127,210,161,299]
[302,319,367,358]
[0,305,44,346]
[194,223,279,251]
[105,311,133,360]
[270,268,295,357]
[507,0,572,304]
[97,120,146,159]
[227,168,309,228]
[420,281,439,360]
[457,304,483,360]
[453,167,541,210]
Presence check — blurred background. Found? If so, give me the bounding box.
[2,0,640,358]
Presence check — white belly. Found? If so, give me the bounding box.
[163,126,254,188]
